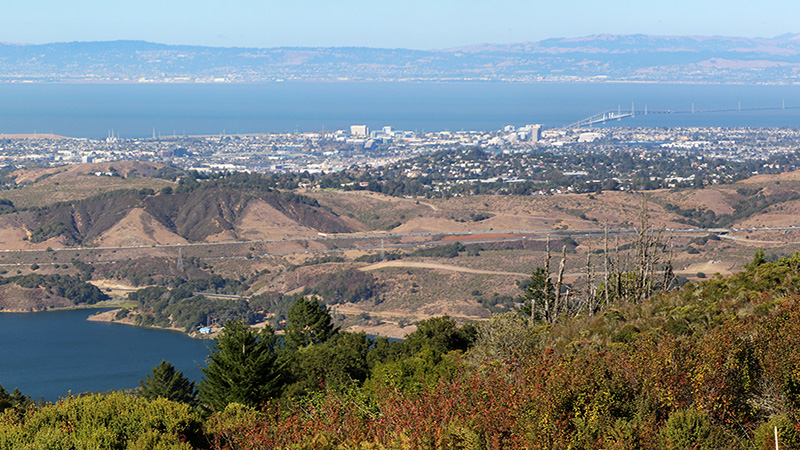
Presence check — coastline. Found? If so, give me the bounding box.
[0,304,111,314]
[86,309,213,338]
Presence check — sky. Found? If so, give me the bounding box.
[4,0,799,50]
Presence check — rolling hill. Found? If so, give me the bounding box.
[4,34,800,83]
[2,162,800,337]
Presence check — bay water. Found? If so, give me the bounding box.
[0,82,799,139]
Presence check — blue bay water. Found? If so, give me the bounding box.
[0,82,799,139]
[0,309,211,401]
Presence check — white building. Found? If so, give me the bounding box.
[350,125,369,137]
[525,124,542,143]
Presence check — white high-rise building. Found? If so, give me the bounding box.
[526,124,542,142]
[350,125,369,137]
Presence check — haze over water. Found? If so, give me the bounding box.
[1,82,800,139]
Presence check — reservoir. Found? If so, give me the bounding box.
[0,309,212,402]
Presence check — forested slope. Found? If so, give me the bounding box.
[4,250,800,448]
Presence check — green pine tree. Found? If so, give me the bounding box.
[518,266,553,323]
[0,383,31,412]
[199,321,284,411]
[284,331,373,396]
[138,360,197,405]
[284,296,339,349]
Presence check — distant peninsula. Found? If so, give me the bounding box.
[3,34,800,84]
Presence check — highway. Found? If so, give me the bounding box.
[0,225,796,267]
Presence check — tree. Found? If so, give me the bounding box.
[402,316,477,358]
[520,267,550,321]
[0,383,30,412]
[199,321,284,411]
[284,297,339,349]
[139,360,197,405]
[745,247,767,270]
[284,331,373,396]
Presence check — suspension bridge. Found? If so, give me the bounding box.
[564,101,800,129]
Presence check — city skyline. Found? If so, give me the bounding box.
[4,0,799,50]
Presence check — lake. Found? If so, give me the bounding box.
[0,309,212,402]
[0,82,799,139]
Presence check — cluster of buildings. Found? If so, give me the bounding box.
[0,125,798,179]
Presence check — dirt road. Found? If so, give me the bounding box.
[359,260,528,277]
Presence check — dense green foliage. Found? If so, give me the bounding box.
[125,274,353,333]
[0,392,204,449]
[0,384,30,413]
[199,322,284,411]
[283,331,373,397]
[283,297,339,349]
[128,277,260,331]
[0,273,108,305]
[408,242,465,258]
[139,360,198,406]
[301,269,382,305]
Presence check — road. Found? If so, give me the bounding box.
[359,261,528,277]
[0,225,798,266]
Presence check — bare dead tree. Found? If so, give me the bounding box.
[538,235,552,325]
[521,198,676,324]
[583,247,595,316]
[615,234,623,302]
[624,240,631,302]
[552,244,567,324]
[634,197,649,304]
[662,241,676,291]
[603,223,610,309]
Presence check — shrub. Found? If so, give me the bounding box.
[754,414,799,450]
[660,408,720,450]
[0,393,204,449]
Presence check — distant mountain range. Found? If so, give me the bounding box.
[3,34,800,83]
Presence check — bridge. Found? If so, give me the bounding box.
[563,101,800,129]
[565,108,638,128]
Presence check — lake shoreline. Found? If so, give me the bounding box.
[86,309,213,339]
[0,304,111,314]
[0,304,212,338]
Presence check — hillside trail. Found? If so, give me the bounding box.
[719,234,785,245]
[342,190,439,211]
[359,260,528,277]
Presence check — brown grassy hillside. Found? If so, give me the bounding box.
[2,166,800,337]
[3,185,356,246]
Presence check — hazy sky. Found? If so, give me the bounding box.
[4,0,798,49]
